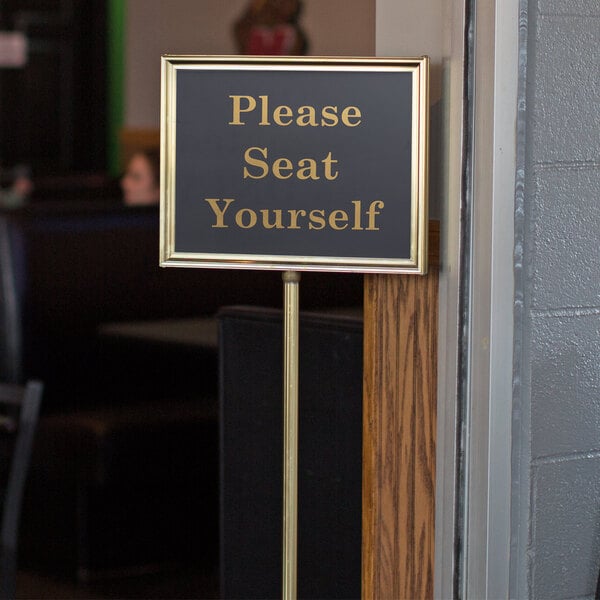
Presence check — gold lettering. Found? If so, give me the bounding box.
[272,158,293,180]
[261,209,284,229]
[273,105,293,126]
[322,152,339,180]
[229,95,256,125]
[235,208,257,228]
[329,209,349,230]
[308,209,326,230]
[204,200,384,231]
[243,149,339,181]
[296,105,318,127]
[243,147,269,179]
[288,209,307,229]
[259,95,270,126]
[351,200,363,230]
[229,96,361,127]
[366,200,384,230]
[205,198,235,228]
[297,158,319,180]
[341,106,362,127]
[320,106,339,127]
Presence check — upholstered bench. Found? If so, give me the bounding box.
[20,317,221,579]
[22,396,218,579]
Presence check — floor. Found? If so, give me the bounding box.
[16,565,219,600]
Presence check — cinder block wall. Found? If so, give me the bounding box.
[516,0,600,597]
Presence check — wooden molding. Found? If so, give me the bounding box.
[362,221,439,599]
[119,127,160,168]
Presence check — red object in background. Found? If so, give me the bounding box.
[246,24,298,55]
[234,0,308,56]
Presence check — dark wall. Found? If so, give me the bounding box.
[0,0,107,176]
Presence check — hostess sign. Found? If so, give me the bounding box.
[160,56,429,274]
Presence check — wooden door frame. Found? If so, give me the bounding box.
[362,224,439,599]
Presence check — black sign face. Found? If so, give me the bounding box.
[161,56,428,273]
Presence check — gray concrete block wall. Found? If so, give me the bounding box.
[531,11,600,163]
[530,313,600,460]
[532,459,600,599]
[520,0,600,597]
[530,167,600,309]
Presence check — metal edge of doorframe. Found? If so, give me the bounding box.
[453,0,520,597]
[434,0,521,597]
[433,0,468,595]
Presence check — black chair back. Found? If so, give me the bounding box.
[0,381,42,600]
[219,306,362,600]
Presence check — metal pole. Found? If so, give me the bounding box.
[282,270,300,600]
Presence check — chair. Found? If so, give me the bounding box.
[0,381,43,600]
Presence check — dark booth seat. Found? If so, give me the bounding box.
[0,202,225,578]
[0,202,363,579]
[24,396,219,580]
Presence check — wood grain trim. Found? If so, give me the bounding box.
[119,127,160,167]
[362,221,439,599]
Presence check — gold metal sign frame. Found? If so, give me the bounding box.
[160,55,429,275]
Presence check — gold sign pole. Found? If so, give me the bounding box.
[282,270,300,600]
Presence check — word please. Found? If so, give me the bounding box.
[229,95,362,128]
[205,198,384,230]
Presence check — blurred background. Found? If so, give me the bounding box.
[0,0,376,192]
